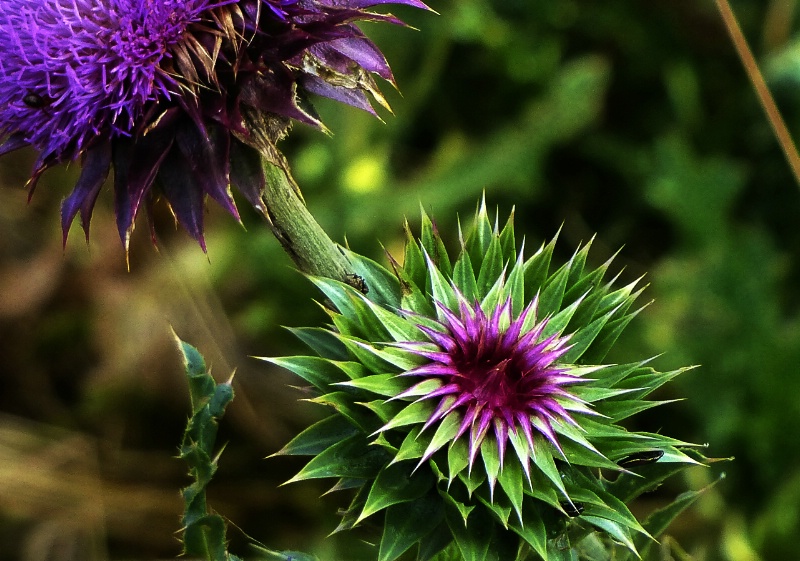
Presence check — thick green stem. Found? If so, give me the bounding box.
[238,107,354,283]
[260,162,352,282]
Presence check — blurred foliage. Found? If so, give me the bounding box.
[2,1,800,560]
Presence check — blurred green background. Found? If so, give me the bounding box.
[2,0,800,559]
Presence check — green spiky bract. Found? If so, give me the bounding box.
[266,201,705,561]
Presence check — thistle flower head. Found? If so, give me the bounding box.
[404,293,581,471]
[267,200,704,561]
[0,0,428,250]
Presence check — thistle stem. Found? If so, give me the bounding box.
[715,0,800,189]
[260,161,353,282]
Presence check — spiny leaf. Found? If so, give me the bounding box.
[377,399,435,433]
[465,197,494,271]
[559,304,619,363]
[309,276,391,341]
[539,256,573,317]
[421,210,453,278]
[636,476,723,558]
[286,434,391,483]
[497,453,525,523]
[359,462,436,522]
[272,415,360,456]
[509,499,549,561]
[480,437,502,500]
[524,233,559,296]
[403,218,428,291]
[424,249,459,316]
[337,373,409,397]
[419,411,463,465]
[288,327,350,361]
[477,235,504,296]
[394,426,427,463]
[259,356,348,391]
[446,503,496,561]
[582,515,638,556]
[453,250,479,303]
[498,208,516,263]
[378,494,444,561]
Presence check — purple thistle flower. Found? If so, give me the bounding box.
[400,292,589,470]
[0,0,428,250]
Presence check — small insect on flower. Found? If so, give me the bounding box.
[617,449,666,468]
[267,200,703,561]
[22,93,48,109]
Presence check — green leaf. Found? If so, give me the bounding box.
[420,412,463,463]
[453,250,479,303]
[524,234,558,293]
[394,426,428,463]
[404,218,428,291]
[182,513,229,561]
[359,462,436,522]
[499,209,517,264]
[378,399,435,433]
[446,503,496,561]
[477,235,504,297]
[606,462,700,503]
[636,476,722,558]
[338,337,422,374]
[289,327,350,361]
[447,437,470,484]
[425,249,459,316]
[359,296,425,342]
[331,484,370,534]
[539,257,572,317]
[530,437,568,499]
[251,546,320,561]
[337,373,408,397]
[379,494,444,561]
[260,356,348,391]
[309,391,378,433]
[506,252,527,316]
[478,491,512,528]
[439,486,475,525]
[598,399,675,422]
[541,294,585,339]
[564,239,592,289]
[417,522,453,561]
[481,437,502,499]
[421,210,453,278]
[480,266,508,314]
[497,454,525,523]
[465,197,494,271]
[509,499,549,561]
[273,415,360,456]
[581,303,646,364]
[582,515,638,555]
[559,305,617,363]
[287,434,391,483]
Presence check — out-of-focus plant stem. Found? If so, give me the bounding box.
[715,0,800,190]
